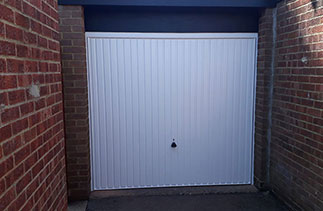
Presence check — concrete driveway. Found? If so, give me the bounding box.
[86,192,289,211]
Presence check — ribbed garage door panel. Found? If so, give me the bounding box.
[86,33,257,190]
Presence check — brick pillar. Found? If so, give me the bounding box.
[58,6,90,201]
[254,8,274,188]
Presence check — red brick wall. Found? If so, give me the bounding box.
[0,0,67,210]
[58,5,90,201]
[270,0,323,210]
[257,0,323,210]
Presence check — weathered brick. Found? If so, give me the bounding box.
[0,58,6,72]
[0,125,12,143]
[0,22,4,37]
[14,144,31,165]
[8,89,26,105]
[0,187,16,210]
[9,190,27,210]
[5,163,24,187]
[3,135,22,156]
[17,44,30,57]
[0,4,14,22]
[12,117,29,134]
[18,74,33,87]
[0,40,16,56]
[25,60,38,72]
[5,24,24,41]
[16,171,32,194]
[1,106,20,123]
[7,59,25,73]
[15,12,30,29]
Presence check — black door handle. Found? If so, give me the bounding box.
[171,142,177,148]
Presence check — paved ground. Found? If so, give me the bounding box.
[86,192,289,211]
[68,200,88,211]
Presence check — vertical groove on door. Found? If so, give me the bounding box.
[97,39,104,188]
[87,34,257,190]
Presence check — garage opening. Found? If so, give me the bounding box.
[86,33,257,190]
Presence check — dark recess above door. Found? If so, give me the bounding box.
[58,0,280,8]
[84,6,261,33]
[58,0,281,33]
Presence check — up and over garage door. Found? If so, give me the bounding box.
[86,33,257,190]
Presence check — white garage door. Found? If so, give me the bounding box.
[86,33,257,190]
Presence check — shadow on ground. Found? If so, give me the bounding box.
[87,192,289,211]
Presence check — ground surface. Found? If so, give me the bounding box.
[86,192,289,211]
[68,201,88,211]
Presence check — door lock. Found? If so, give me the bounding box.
[171,141,177,148]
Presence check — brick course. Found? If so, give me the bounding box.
[58,5,90,201]
[258,0,323,210]
[0,0,67,210]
